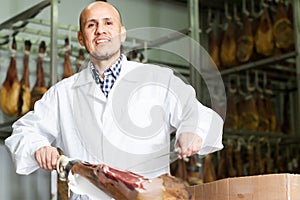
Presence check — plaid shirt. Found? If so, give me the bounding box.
[90,55,124,97]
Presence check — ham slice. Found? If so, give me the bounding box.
[57,155,193,200]
[273,2,294,51]
[0,38,20,116]
[31,41,47,109]
[255,6,274,57]
[18,40,32,116]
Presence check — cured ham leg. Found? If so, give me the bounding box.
[57,155,193,200]
[62,38,73,79]
[220,20,237,68]
[18,40,32,116]
[76,49,85,72]
[224,83,238,129]
[31,41,47,109]
[255,5,274,57]
[273,2,294,51]
[236,14,254,63]
[0,38,20,116]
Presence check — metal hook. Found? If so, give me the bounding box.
[224,1,232,21]
[243,0,250,16]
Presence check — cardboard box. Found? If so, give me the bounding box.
[188,174,300,200]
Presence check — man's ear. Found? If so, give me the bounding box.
[121,26,126,43]
[77,31,85,46]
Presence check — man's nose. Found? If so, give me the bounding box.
[95,25,106,35]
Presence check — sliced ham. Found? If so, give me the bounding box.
[0,38,20,116]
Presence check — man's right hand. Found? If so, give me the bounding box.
[34,146,59,171]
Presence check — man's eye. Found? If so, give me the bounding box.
[87,23,95,28]
[106,21,113,25]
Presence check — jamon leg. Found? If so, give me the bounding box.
[56,155,193,200]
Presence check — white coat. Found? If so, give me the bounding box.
[5,58,223,199]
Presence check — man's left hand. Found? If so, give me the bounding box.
[176,132,202,159]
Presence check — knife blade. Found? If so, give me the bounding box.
[126,147,181,171]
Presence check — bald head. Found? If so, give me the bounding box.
[79,1,122,31]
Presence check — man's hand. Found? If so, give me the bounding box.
[176,132,202,159]
[35,146,59,171]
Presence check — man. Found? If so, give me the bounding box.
[5,1,223,199]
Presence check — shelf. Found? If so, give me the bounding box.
[224,128,300,144]
[0,0,52,45]
[220,52,297,76]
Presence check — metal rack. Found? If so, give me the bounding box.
[0,0,58,139]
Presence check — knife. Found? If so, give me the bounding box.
[126,147,181,171]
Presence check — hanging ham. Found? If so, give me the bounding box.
[217,149,227,179]
[174,159,189,186]
[31,41,47,109]
[247,136,256,176]
[256,91,269,132]
[236,14,254,63]
[208,26,220,69]
[238,86,259,131]
[224,83,238,129]
[56,155,193,200]
[220,20,237,68]
[62,38,73,79]
[76,49,85,72]
[18,40,32,116]
[227,140,236,177]
[255,5,274,57]
[0,38,21,116]
[273,2,294,51]
[203,154,216,183]
[187,155,203,185]
[264,87,279,133]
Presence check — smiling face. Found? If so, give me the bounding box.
[78,2,126,64]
